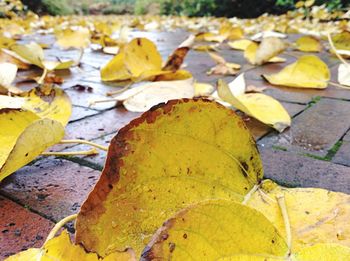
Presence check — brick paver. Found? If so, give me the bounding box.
[1,29,350,260]
[0,196,54,260]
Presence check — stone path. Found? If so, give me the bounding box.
[1,30,350,259]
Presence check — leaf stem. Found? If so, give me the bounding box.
[38,68,48,84]
[89,98,118,106]
[106,83,132,96]
[43,214,78,245]
[59,139,108,151]
[41,148,99,156]
[242,184,259,205]
[327,32,350,68]
[276,194,292,258]
[328,81,350,89]
[74,48,85,66]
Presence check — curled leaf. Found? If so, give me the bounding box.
[216,75,291,132]
[0,109,64,182]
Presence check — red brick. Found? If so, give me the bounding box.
[0,196,54,260]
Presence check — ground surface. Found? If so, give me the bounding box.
[1,30,350,259]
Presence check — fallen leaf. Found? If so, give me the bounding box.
[101,37,192,82]
[338,63,350,86]
[227,39,253,51]
[263,55,330,89]
[142,199,350,260]
[295,35,322,52]
[216,75,291,132]
[207,52,240,76]
[106,78,195,112]
[244,37,286,65]
[0,62,22,94]
[76,99,262,256]
[55,26,91,49]
[11,42,74,71]
[0,48,30,69]
[0,109,64,182]
[247,180,350,253]
[193,82,215,96]
[142,200,288,260]
[6,230,136,261]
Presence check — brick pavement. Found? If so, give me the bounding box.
[1,31,350,259]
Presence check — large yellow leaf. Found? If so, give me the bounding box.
[6,231,135,261]
[247,180,350,253]
[263,55,330,88]
[76,99,263,257]
[143,200,288,260]
[142,200,350,260]
[0,109,65,182]
[216,76,291,132]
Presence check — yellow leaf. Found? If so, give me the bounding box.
[124,38,162,78]
[76,99,263,257]
[331,31,350,51]
[5,248,41,261]
[11,42,44,68]
[143,199,350,260]
[101,37,191,82]
[248,180,350,253]
[194,82,215,96]
[0,109,65,182]
[0,62,22,94]
[227,39,254,51]
[100,52,131,81]
[295,35,322,52]
[20,85,72,126]
[244,38,286,65]
[11,42,73,71]
[295,1,305,8]
[193,44,218,52]
[304,0,315,7]
[6,231,136,261]
[0,49,30,70]
[219,24,244,40]
[217,76,291,132]
[55,27,90,49]
[142,200,288,260]
[195,32,226,43]
[110,78,195,112]
[294,244,350,260]
[263,55,330,89]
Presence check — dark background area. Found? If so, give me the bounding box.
[19,0,350,17]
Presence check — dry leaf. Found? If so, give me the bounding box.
[263,55,330,89]
[216,75,291,132]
